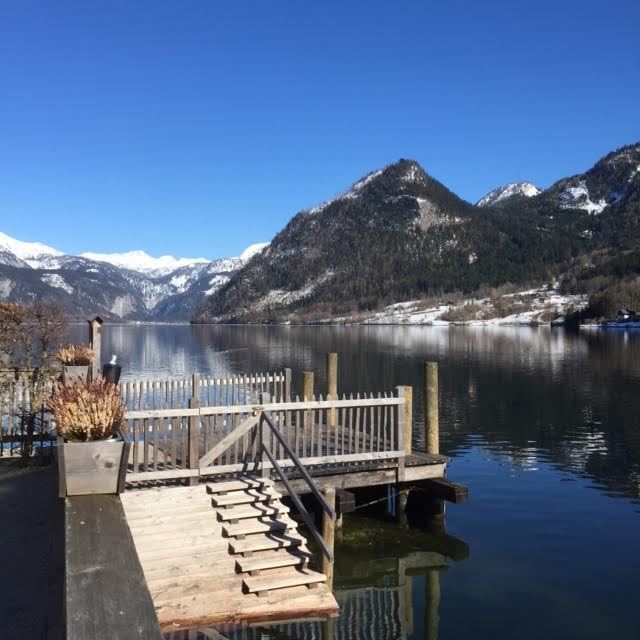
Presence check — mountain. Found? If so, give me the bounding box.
[195,142,640,323]
[476,182,540,207]
[0,234,268,320]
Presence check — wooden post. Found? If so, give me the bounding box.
[326,353,337,427]
[321,486,336,590]
[302,371,314,400]
[396,386,406,481]
[303,370,314,429]
[424,362,439,455]
[284,368,292,402]
[188,377,200,486]
[399,385,413,456]
[397,488,408,528]
[260,392,270,478]
[88,316,103,382]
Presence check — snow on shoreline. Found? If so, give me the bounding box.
[326,285,588,326]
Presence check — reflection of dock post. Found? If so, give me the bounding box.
[398,557,414,637]
[326,352,338,427]
[322,486,336,591]
[322,616,335,640]
[425,569,441,640]
[424,362,439,455]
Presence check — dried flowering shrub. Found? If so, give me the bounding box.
[48,379,126,442]
[56,344,95,366]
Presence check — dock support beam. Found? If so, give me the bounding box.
[424,362,439,455]
[321,486,336,591]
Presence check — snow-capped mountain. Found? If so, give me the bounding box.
[476,182,541,207]
[80,249,209,277]
[0,233,268,320]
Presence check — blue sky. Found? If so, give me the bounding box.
[1,0,639,259]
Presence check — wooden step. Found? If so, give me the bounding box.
[211,487,281,508]
[229,532,306,554]
[243,567,327,595]
[206,477,273,494]
[216,503,289,522]
[236,550,311,574]
[222,517,291,538]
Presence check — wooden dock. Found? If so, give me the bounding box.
[62,358,465,635]
[121,479,338,630]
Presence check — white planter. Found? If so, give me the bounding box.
[58,438,129,496]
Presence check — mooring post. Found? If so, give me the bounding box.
[88,316,103,381]
[303,370,314,400]
[424,362,439,455]
[321,486,336,590]
[303,370,314,429]
[396,386,406,481]
[397,488,409,527]
[326,352,337,427]
[284,368,292,402]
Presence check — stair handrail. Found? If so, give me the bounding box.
[260,413,335,561]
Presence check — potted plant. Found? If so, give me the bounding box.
[49,379,130,496]
[56,344,94,385]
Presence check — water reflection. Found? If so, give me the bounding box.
[163,508,468,640]
[69,324,640,502]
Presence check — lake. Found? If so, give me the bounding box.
[73,323,640,639]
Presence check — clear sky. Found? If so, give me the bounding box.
[1,0,639,259]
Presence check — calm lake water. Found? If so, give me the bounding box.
[73,323,640,639]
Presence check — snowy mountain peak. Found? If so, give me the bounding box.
[0,231,62,266]
[476,182,541,207]
[239,242,270,262]
[79,249,209,276]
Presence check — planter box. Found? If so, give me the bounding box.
[57,437,130,497]
[62,365,89,385]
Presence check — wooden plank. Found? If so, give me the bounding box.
[65,495,162,639]
[420,478,469,503]
[236,551,310,574]
[215,503,289,521]
[243,568,326,594]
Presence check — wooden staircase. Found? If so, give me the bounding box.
[121,476,338,627]
[207,476,326,597]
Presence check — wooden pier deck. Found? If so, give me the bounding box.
[121,480,338,630]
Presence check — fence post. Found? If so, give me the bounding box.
[284,368,292,402]
[88,316,103,381]
[321,486,336,590]
[326,353,337,427]
[396,386,406,481]
[188,375,200,486]
[424,362,439,455]
[259,392,271,479]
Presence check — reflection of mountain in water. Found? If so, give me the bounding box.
[76,323,640,502]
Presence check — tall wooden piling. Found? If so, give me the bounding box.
[321,486,336,590]
[424,362,439,455]
[88,316,103,381]
[326,353,337,427]
[302,371,314,400]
